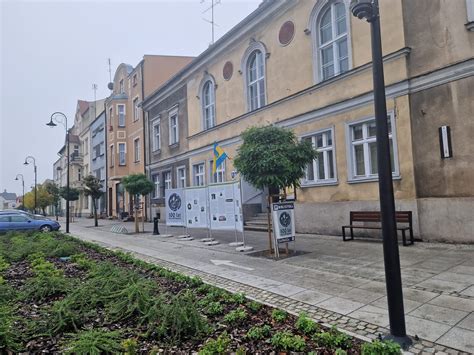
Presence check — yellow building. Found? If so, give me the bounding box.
[144,0,474,242]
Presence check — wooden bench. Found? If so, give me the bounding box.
[342,211,414,246]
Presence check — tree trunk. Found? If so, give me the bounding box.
[267,193,273,255]
[134,195,139,233]
[94,199,98,227]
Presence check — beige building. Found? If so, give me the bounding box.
[144,0,473,242]
[106,55,193,218]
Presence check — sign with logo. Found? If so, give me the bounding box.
[208,182,243,232]
[185,187,209,228]
[271,202,295,243]
[165,189,185,226]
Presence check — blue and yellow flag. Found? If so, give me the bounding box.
[213,142,228,174]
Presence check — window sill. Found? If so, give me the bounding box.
[169,143,179,148]
[134,160,140,164]
[119,164,126,167]
[347,175,401,184]
[466,21,474,31]
[300,180,339,188]
[152,149,161,154]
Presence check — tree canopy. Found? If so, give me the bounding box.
[23,184,55,213]
[83,175,103,227]
[234,125,317,190]
[59,187,80,201]
[122,174,154,197]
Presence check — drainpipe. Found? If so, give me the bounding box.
[104,100,108,217]
[140,60,149,222]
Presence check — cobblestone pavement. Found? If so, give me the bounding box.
[65,218,474,354]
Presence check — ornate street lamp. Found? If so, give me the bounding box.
[23,156,37,213]
[15,174,25,209]
[350,0,411,347]
[47,112,70,233]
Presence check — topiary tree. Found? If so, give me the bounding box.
[122,173,154,233]
[44,181,60,219]
[82,175,103,227]
[234,125,317,252]
[59,187,80,202]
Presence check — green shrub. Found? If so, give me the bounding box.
[313,327,352,350]
[246,324,271,341]
[204,301,224,316]
[247,300,262,313]
[70,253,95,270]
[231,292,246,304]
[0,304,21,352]
[121,338,138,355]
[361,339,401,355]
[0,255,9,273]
[271,331,306,352]
[24,256,70,301]
[271,309,288,323]
[295,312,319,335]
[223,308,248,324]
[63,329,122,354]
[199,332,231,355]
[335,349,348,355]
[49,298,82,334]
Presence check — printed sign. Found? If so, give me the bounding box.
[271,202,296,244]
[165,189,185,226]
[208,182,243,232]
[185,187,209,228]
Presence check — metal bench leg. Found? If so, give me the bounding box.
[350,227,354,240]
[410,228,414,245]
[402,229,407,246]
[342,227,347,241]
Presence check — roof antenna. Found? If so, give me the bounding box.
[92,83,98,118]
[107,58,113,91]
[201,0,221,45]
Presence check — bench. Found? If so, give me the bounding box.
[342,211,414,246]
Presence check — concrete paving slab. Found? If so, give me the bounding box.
[436,326,474,353]
[460,285,474,297]
[448,265,474,275]
[409,304,468,326]
[317,296,365,315]
[338,287,385,304]
[356,280,387,294]
[349,305,389,328]
[416,279,471,293]
[404,315,451,342]
[432,271,474,285]
[401,288,439,303]
[458,313,474,331]
[267,283,307,297]
[371,296,423,313]
[428,294,474,312]
[290,290,332,305]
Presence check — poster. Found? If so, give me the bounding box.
[185,187,209,228]
[165,189,185,226]
[208,182,244,232]
[271,202,296,244]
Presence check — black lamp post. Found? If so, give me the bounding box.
[350,0,411,348]
[47,112,70,233]
[15,174,25,209]
[23,156,37,214]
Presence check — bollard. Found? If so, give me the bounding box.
[153,212,160,235]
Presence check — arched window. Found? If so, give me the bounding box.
[202,80,215,130]
[247,49,266,111]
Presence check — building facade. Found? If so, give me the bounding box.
[90,110,107,215]
[0,190,17,210]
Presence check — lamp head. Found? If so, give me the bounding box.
[15,177,18,181]
[350,0,377,22]
[23,161,28,166]
[46,119,57,127]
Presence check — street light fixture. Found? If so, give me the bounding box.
[350,0,411,348]
[15,174,25,209]
[24,156,37,214]
[47,112,70,233]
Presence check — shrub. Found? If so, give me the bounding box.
[247,300,262,313]
[0,256,9,273]
[49,298,82,334]
[271,331,306,352]
[295,312,319,335]
[204,301,224,316]
[223,309,248,324]
[199,332,231,355]
[63,329,122,354]
[361,339,401,355]
[313,327,352,350]
[231,292,246,304]
[70,254,95,270]
[0,304,21,352]
[271,309,288,323]
[246,324,271,341]
[121,338,138,355]
[24,256,70,301]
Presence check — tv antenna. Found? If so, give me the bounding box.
[201,0,221,45]
[92,83,98,118]
[107,58,113,92]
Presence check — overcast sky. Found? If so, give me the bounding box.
[0,0,260,196]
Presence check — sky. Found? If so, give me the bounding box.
[0,0,260,196]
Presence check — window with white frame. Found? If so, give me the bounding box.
[348,115,397,180]
[118,143,126,166]
[177,166,186,188]
[202,80,215,130]
[193,163,205,186]
[133,138,140,162]
[209,160,226,184]
[152,119,161,151]
[304,129,336,184]
[110,145,115,167]
[317,1,349,81]
[163,171,172,190]
[119,79,124,94]
[169,109,179,145]
[118,104,125,127]
[152,174,160,198]
[247,49,266,111]
[133,98,139,122]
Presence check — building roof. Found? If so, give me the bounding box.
[77,100,90,115]
[69,134,80,144]
[0,190,17,201]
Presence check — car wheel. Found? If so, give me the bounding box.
[40,225,52,232]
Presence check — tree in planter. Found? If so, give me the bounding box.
[234,125,317,253]
[82,175,103,227]
[59,187,80,220]
[122,173,154,233]
[44,181,60,219]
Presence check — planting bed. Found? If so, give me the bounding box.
[0,232,401,354]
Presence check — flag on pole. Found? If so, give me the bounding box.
[213,142,228,174]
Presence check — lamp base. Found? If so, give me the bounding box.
[382,334,413,350]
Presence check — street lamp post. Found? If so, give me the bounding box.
[23,156,37,214]
[15,174,25,209]
[350,0,411,348]
[47,112,70,233]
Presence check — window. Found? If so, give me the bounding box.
[202,80,215,130]
[152,174,160,198]
[177,166,186,188]
[209,160,226,184]
[118,143,126,166]
[164,171,172,190]
[110,145,115,167]
[304,129,336,184]
[73,145,79,155]
[78,168,82,181]
[246,49,266,111]
[152,119,161,151]
[118,104,125,127]
[11,215,28,222]
[169,109,179,145]
[348,115,398,181]
[317,2,349,81]
[119,79,124,94]
[109,107,113,127]
[132,74,137,86]
[84,138,89,155]
[133,98,139,122]
[134,138,140,162]
[193,163,205,186]
[100,167,105,181]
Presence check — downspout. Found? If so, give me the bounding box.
[104,100,108,217]
[140,60,150,221]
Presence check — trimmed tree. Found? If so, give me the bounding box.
[122,173,154,233]
[59,187,80,219]
[44,181,60,219]
[233,125,317,253]
[83,175,103,227]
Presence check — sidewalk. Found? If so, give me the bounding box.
[64,218,474,354]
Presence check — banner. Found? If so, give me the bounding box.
[271,202,296,244]
[165,189,185,226]
[185,187,209,228]
[208,181,243,232]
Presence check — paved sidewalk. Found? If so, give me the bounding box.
[64,218,474,354]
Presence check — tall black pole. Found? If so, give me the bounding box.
[34,164,37,214]
[350,0,410,347]
[66,126,70,233]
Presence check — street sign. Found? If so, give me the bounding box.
[271,202,296,244]
[165,189,185,226]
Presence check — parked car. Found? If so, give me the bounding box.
[0,209,46,219]
[0,213,61,233]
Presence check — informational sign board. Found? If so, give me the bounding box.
[165,189,185,227]
[208,182,243,232]
[271,202,296,244]
[185,187,209,228]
